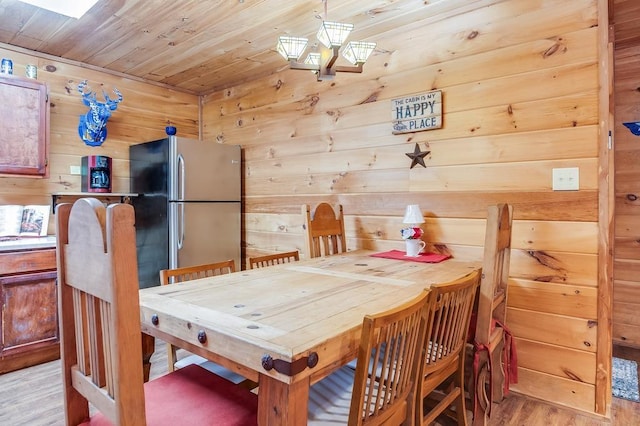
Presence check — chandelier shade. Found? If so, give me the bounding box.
[316,21,354,49]
[342,41,377,65]
[304,52,321,66]
[276,36,309,61]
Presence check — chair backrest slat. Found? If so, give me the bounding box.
[425,273,479,368]
[159,260,236,285]
[302,203,347,258]
[248,250,299,269]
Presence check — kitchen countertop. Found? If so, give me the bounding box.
[0,235,57,252]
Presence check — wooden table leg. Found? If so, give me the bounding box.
[141,332,155,383]
[257,374,309,426]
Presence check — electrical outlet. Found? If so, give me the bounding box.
[70,165,81,175]
[552,167,579,191]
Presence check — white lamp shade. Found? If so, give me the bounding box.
[304,52,321,66]
[276,36,309,60]
[403,204,425,224]
[341,41,376,65]
[317,21,353,48]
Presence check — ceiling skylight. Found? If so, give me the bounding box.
[18,0,99,19]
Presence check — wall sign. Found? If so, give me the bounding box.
[391,90,442,134]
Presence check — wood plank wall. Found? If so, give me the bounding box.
[0,44,199,233]
[0,0,612,419]
[613,0,640,348]
[202,0,607,416]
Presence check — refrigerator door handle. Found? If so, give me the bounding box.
[177,153,186,249]
[177,153,185,201]
[178,202,185,250]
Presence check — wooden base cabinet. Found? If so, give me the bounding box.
[0,247,59,373]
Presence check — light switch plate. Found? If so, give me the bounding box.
[70,165,81,175]
[552,167,579,191]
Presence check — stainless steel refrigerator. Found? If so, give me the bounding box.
[129,136,241,288]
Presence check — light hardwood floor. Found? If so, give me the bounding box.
[1,340,638,425]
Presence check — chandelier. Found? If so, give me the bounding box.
[276,3,376,81]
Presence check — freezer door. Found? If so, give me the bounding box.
[173,137,241,202]
[171,202,241,270]
[129,138,169,196]
[133,194,168,289]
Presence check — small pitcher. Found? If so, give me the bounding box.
[405,239,426,257]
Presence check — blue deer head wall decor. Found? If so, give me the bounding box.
[77,80,123,147]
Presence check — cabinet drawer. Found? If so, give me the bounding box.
[0,248,56,275]
[0,270,58,350]
[0,269,59,373]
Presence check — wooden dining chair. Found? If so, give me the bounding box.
[416,269,481,426]
[248,250,299,269]
[159,260,251,386]
[56,198,257,426]
[470,203,516,425]
[302,202,347,258]
[308,289,431,425]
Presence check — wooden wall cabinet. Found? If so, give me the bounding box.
[0,74,50,177]
[0,246,59,373]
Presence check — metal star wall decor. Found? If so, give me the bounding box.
[405,143,430,169]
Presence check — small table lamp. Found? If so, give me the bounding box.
[402,205,426,256]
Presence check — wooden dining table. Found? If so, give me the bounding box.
[139,249,481,425]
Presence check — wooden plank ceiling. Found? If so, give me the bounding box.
[0,0,442,95]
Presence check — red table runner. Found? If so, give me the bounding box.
[371,250,451,263]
